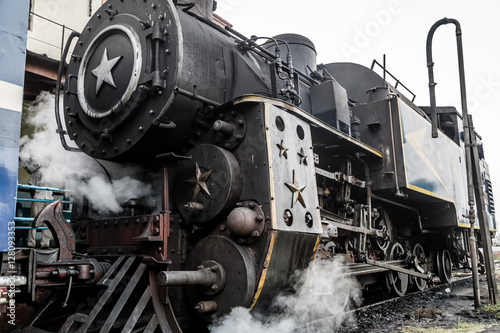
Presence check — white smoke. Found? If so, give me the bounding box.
[210,257,363,333]
[19,91,154,214]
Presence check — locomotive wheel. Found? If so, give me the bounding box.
[411,243,427,291]
[386,242,409,297]
[436,250,453,283]
[149,269,183,332]
[184,235,256,320]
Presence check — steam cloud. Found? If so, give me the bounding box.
[210,257,362,333]
[19,91,154,214]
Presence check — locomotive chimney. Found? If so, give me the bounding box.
[191,0,216,21]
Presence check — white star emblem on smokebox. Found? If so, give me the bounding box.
[91,47,121,95]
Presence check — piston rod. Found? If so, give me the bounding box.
[157,260,225,289]
[158,268,216,287]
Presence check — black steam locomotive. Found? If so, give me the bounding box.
[6,0,496,331]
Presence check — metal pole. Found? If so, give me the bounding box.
[426,18,475,212]
[469,115,499,304]
[469,226,481,309]
[426,17,498,305]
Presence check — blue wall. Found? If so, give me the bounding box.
[0,0,30,251]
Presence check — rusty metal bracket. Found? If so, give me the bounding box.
[34,200,75,260]
[133,215,164,242]
[140,152,192,260]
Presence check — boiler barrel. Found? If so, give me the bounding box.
[63,0,272,161]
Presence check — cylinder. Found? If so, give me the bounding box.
[366,86,389,103]
[227,207,260,237]
[262,33,317,112]
[263,33,317,74]
[213,120,235,137]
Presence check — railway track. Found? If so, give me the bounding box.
[295,271,476,332]
[356,273,474,312]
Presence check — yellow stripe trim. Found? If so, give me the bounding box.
[311,235,320,262]
[406,184,454,203]
[250,230,276,309]
[457,223,496,232]
[458,223,480,229]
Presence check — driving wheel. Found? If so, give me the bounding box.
[411,243,427,291]
[436,249,453,283]
[386,242,409,296]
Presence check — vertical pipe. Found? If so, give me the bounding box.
[426,20,441,138]
[426,17,478,300]
[469,227,481,309]
[159,157,171,261]
[162,162,169,212]
[426,17,498,304]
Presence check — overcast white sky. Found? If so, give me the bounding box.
[216,0,500,211]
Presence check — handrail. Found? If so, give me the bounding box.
[17,184,73,193]
[15,184,72,227]
[17,198,72,204]
[29,11,78,32]
[370,59,416,102]
[29,11,78,59]
[55,31,81,153]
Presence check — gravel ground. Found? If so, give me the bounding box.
[337,274,500,332]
